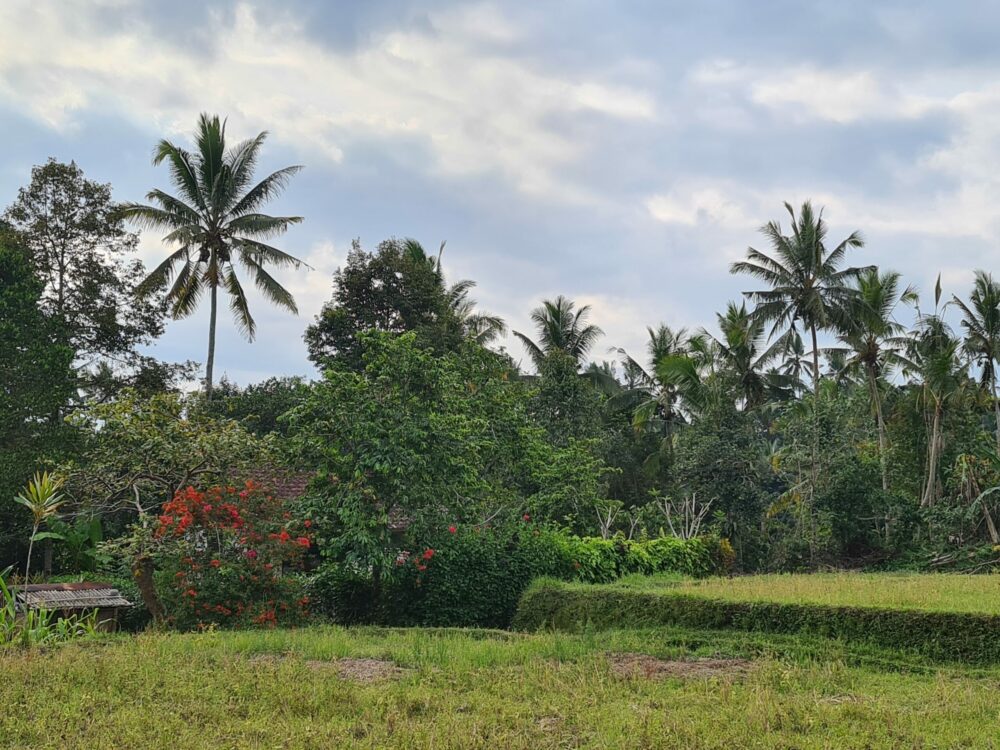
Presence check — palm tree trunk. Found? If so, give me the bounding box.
[810,325,821,402]
[921,402,942,508]
[867,366,889,491]
[205,282,218,399]
[992,366,1000,453]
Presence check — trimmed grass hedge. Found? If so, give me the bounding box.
[313,529,725,628]
[513,577,1000,664]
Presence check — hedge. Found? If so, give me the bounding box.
[512,578,1000,664]
[311,527,726,629]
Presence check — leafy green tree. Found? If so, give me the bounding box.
[286,333,606,587]
[210,375,311,436]
[951,270,1000,451]
[3,159,164,388]
[0,232,76,570]
[833,269,916,489]
[514,295,603,370]
[305,238,465,369]
[62,391,275,618]
[121,114,306,398]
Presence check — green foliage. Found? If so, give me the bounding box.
[305,238,462,369]
[313,522,720,628]
[514,575,1000,663]
[209,375,311,436]
[287,332,606,578]
[2,159,164,373]
[0,234,76,569]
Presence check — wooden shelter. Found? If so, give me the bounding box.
[15,582,132,632]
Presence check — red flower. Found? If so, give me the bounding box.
[210,559,221,568]
[422,548,435,560]
[303,520,312,528]
[416,564,427,572]
[522,514,531,522]
[246,549,258,560]
[448,525,457,534]
[278,529,291,543]
[296,536,311,548]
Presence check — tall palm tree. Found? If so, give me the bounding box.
[951,270,1000,451]
[730,201,869,403]
[121,114,305,398]
[832,269,917,489]
[708,301,794,409]
[514,295,603,370]
[614,325,691,435]
[905,308,966,508]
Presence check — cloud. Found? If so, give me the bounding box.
[0,1,653,203]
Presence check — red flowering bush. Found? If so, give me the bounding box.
[154,481,312,631]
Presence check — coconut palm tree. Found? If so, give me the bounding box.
[905,307,967,507]
[951,271,1000,451]
[514,295,603,370]
[707,301,795,410]
[402,239,506,346]
[831,269,917,489]
[120,114,305,398]
[613,325,691,434]
[730,201,869,402]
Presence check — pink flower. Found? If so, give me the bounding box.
[246,549,258,560]
[522,514,531,522]
[448,525,457,534]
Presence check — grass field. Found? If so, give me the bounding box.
[4,625,1000,749]
[636,572,1000,614]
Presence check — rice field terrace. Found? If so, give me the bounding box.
[623,572,1000,614]
[4,624,1000,749]
[514,572,1000,665]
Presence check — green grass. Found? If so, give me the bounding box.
[645,572,1000,614]
[4,625,1000,748]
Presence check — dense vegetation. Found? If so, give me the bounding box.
[5,113,1000,637]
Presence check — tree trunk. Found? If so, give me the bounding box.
[921,402,942,508]
[993,367,1000,454]
[205,282,218,399]
[43,539,53,577]
[131,554,165,625]
[24,522,38,584]
[868,366,889,491]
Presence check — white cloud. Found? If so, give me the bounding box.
[0,1,653,202]
[645,185,759,228]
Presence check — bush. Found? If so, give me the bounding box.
[312,523,723,628]
[153,482,313,630]
[512,579,1000,663]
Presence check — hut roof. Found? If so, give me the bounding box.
[15,582,132,611]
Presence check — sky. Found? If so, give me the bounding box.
[2,0,999,383]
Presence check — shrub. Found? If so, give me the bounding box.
[153,482,312,630]
[512,579,1000,664]
[312,522,723,628]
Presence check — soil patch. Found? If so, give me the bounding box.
[608,652,750,680]
[309,657,412,683]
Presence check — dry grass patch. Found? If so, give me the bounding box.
[607,652,751,680]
